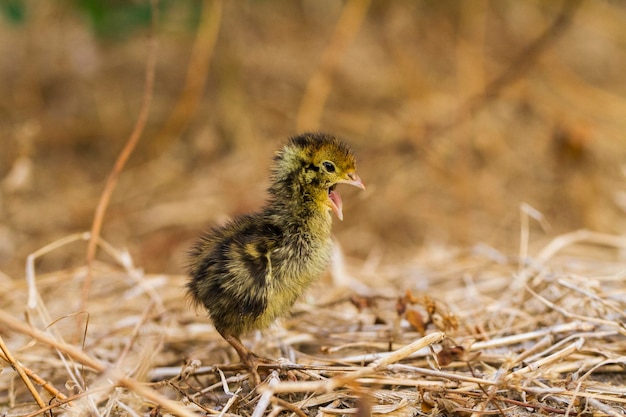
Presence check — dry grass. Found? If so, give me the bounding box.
[1,228,626,416]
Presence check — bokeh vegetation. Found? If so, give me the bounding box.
[2,0,626,276]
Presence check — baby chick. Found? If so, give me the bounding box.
[187,132,364,374]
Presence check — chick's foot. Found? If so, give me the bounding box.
[221,332,274,386]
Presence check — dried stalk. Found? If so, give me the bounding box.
[82,0,160,310]
[296,0,371,131]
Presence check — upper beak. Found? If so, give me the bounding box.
[339,172,366,190]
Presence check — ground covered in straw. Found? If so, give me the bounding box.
[1,229,626,416]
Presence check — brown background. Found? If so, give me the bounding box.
[2,0,626,278]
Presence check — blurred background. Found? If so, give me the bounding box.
[1,0,626,278]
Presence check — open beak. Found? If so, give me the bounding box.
[328,173,365,221]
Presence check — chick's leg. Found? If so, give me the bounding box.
[219,331,271,386]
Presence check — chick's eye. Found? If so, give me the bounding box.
[322,161,336,173]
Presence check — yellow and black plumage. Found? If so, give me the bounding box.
[187,132,364,371]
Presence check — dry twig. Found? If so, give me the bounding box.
[82,0,160,310]
[296,0,371,131]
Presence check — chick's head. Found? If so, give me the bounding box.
[271,133,365,220]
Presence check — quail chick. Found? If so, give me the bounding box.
[187,132,364,374]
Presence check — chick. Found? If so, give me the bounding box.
[187,132,364,373]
